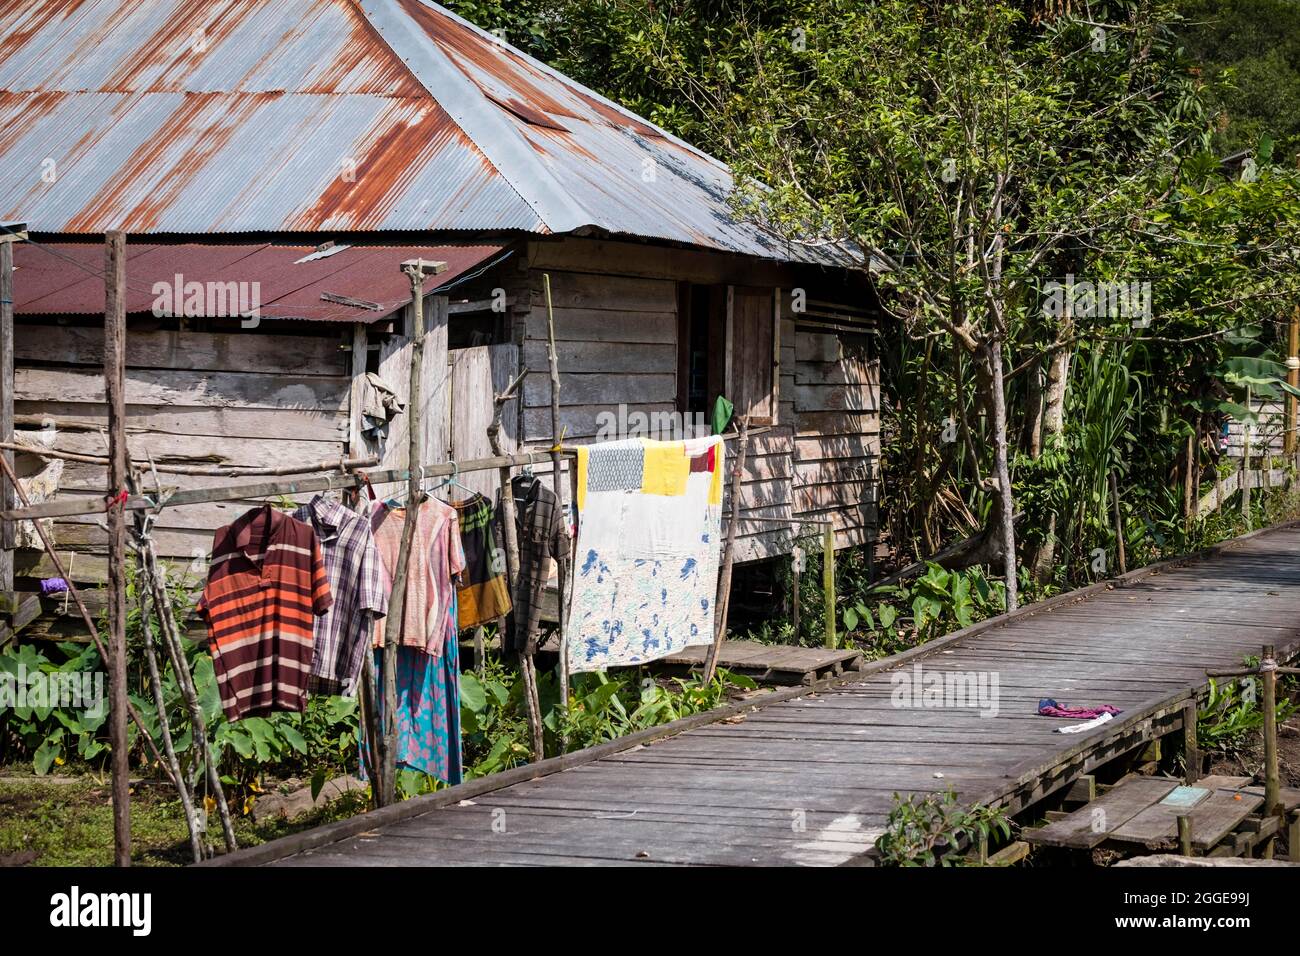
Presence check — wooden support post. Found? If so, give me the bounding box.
[704,416,748,684]
[0,237,13,594]
[1183,431,1194,529]
[378,261,434,806]
[823,523,837,648]
[1183,697,1200,784]
[1178,814,1193,856]
[1262,644,1280,820]
[487,370,542,759]
[104,231,131,867]
[1109,471,1127,575]
[542,274,569,729]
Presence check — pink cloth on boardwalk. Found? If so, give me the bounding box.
[1037,698,1122,719]
[371,498,465,657]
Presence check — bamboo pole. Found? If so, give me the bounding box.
[822,523,837,648]
[1288,308,1299,456]
[104,231,131,867]
[1109,471,1127,575]
[1241,387,1252,525]
[791,544,801,641]
[133,506,238,853]
[0,443,378,476]
[131,531,204,862]
[703,416,749,684]
[3,450,576,523]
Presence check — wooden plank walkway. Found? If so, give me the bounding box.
[655,639,864,685]
[210,523,1300,867]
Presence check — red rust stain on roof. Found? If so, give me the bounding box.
[98,0,259,92]
[0,91,67,154]
[63,91,256,232]
[0,0,88,70]
[292,105,466,229]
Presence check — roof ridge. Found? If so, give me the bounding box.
[421,0,730,174]
[359,0,587,234]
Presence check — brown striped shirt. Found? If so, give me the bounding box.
[197,505,332,721]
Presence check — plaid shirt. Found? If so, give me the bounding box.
[508,475,569,654]
[293,495,387,696]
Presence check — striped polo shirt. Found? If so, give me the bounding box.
[198,505,332,721]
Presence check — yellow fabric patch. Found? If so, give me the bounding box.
[576,445,589,512]
[709,441,725,506]
[641,441,690,496]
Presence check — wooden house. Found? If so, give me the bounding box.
[0,0,881,609]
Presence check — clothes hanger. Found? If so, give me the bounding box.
[431,460,474,499]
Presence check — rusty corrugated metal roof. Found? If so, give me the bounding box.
[11,241,506,321]
[0,0,858,268]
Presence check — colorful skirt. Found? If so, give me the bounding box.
[365,596,462,785]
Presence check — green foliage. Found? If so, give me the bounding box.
[875,789,1012,867]
[0,641,107,773]
[459,656,757,780]
[1199,673,1297,756]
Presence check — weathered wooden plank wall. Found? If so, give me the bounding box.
[448,343,518,500]
[514,261,879,563]
[11,320,352,582]
[793,328,880,550]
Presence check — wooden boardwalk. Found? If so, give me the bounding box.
[212,524,1300,867]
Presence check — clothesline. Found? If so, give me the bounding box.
[2,430,766,523]
[0,449,578,523]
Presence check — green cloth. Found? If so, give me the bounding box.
[711,395,734,435]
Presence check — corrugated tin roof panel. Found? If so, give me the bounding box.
[0,0,858,268]
[12,241,506,321]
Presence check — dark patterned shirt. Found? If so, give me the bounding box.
[293,495,388,696]
[507,475,569,653]
[198,505,331,721]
